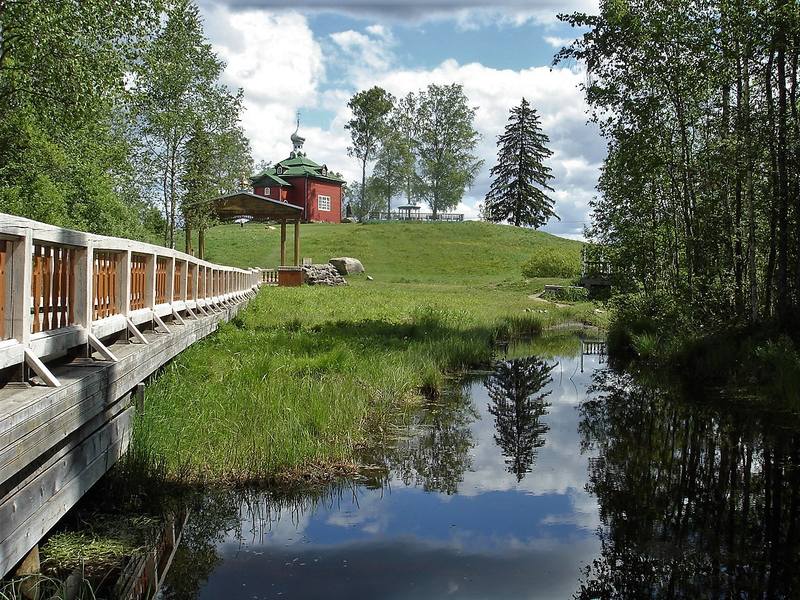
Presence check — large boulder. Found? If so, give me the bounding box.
[329,257,364,275]
[301,263,347,286]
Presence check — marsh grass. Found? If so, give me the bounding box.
[134,279,604,484]
[137,220,601,483]
[0,575,96,600]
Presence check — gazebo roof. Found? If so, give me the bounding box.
[212,191,303,222]
[397,204,421,210]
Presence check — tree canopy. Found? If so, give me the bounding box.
[559,0,800,331]
[482,98,557,228]
[0,0,250,246]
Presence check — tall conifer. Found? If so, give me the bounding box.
[483,98,557,228]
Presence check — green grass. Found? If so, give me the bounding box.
[187,220,583,285]
[135,221,601,483]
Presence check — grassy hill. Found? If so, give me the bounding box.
[197,221,582,285]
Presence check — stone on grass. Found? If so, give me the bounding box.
[302,264,347,286]
[366,275,374,281]
[329,257,364,275]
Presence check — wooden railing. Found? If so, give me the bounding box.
[364,211,464,222]
[0,213,261,387]
[261,269,279,285]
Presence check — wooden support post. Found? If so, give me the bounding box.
[87,332,119,362]
[126,317,148,344]
[133,382,145,412]
[280,220,286,266]
[171,307,186,325]
[293,220,300,266]
[14,543,40,600]
[24,348,60,387]
[152,312,171,334]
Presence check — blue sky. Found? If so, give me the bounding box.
[198,0,601,239]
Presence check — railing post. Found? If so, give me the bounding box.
[166,257,175,304]
[145,253,156,309]
[118,250,131,316]
[10,229,33,346]
[73,242,93,331]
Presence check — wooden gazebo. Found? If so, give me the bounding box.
[212,191,304,286]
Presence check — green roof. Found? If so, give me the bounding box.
[251,152,345,185]
[251,172,290,187]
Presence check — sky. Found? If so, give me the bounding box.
[197,0,602,240]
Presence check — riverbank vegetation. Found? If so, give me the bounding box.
[135,279,601,483]
[133,222,599,483]
[558,0,800,387]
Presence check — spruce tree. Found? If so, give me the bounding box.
[483,98,557,228]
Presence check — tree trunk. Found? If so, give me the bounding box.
[198,227,205,260]
[185,218,193,255]
[765,47,779,315]
[360,158,367,218]
[776,18,790,324]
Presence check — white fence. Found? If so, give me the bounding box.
[0,214,261,387]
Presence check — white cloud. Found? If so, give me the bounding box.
[544,35,571,48]
[330,28,395,73]
[203,3,601,239]
[200,4,325,160]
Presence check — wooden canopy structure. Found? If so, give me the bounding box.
[212,191,303,267]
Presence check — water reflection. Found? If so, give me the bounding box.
[385,383,477,495]
[576,368,800,599]
[156,338,800,598]
[160,343,602,599]
[487,357,554,481]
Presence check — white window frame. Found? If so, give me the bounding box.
[263,187,271,196]
[318,195,331,212]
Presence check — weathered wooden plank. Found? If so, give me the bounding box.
[0,408,133,577]
[0,399,131,539]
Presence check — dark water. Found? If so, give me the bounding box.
[160,336,800,599]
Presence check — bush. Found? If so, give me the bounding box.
[521,248,581,279]
[607,291,683,358]
[542,285,589,303]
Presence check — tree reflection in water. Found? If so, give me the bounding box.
[486,357,554,481]
[576,368,800,599]
[386,381,477,495]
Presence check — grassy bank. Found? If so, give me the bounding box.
[186,220,582,285]
[133,221,599,483]
[135,276,603,483]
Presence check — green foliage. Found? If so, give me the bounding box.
[345,86,395,210]
[415,84,483,215]
[343,178,385,221]
[542,286,589,303]
[131,0,250,248]
[483,98,558,228]
[372,128,413,213]
[558,0,800,330]
[753,336,800,403]
[521,247,581,278]
[606,292,683,358]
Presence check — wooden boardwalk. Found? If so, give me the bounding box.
[0,214,261,578]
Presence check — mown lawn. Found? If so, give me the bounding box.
[187,220,582,285]
[135,222,600,483]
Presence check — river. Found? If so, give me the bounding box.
[156,333,800,599]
